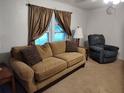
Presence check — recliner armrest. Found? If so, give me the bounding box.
[10,58,34,82]
[90,46,104,52]
[104,45,119,51]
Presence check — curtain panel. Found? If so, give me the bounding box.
[54,10,72,38]
[28,5,53,45]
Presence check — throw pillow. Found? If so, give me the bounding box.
[66,41,78,52]
[21,46,42,66]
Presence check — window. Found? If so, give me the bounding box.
[53,18,66,42]
[35,33,49,45]
[35,15,66,45]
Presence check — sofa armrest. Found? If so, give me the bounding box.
[78,47,86,55]
[78,47,86,61]
[10,58,34,82]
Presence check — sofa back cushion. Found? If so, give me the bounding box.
[49,41,66,55]
[36,43,53,59]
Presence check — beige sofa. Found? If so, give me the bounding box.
[10,41,86,93]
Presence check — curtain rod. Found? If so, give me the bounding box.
[26,3,72,14]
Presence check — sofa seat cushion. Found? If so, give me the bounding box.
[32,57,67,82]
[55,52,83,67]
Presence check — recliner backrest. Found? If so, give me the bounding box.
[88,34,105,46]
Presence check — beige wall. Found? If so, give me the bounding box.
[0,0,87,62]
[86,5,124,60]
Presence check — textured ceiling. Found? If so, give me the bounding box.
[53,0,106,10]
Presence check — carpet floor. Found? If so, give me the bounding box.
[43,59,124,93]
[0,59,124,93]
